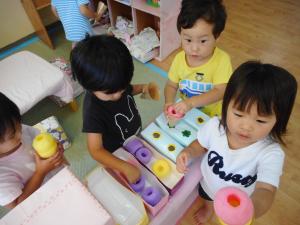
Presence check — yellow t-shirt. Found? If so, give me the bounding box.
[168,47,232,117]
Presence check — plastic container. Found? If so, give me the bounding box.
[86,166,149,225]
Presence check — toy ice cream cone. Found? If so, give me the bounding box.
[166,105,184,128]
[140,82,160,101]
[166,116,181,128]
[33,133,57,158]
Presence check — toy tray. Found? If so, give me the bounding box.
[113,148,169,216]
[155,113,197,147]
[141,122,184,163]
[182,108,210,131]
[123,135,184,195]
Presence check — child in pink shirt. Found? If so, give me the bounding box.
[0,93,64,208]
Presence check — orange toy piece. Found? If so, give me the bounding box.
[141,82,160,101]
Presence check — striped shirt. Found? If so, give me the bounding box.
[51,0,93,42]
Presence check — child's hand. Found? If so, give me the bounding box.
[164,102,173,117]
[173,100,192,115]
[34,145,64,176]
[94,2,107,22]
[176,149,190,173]
[122,162,141,183]
[140,82,160,101]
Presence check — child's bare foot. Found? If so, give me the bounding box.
[193,200,213,224]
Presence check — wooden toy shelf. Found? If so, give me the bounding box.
[107,0,181,61]
[21,0,54,49]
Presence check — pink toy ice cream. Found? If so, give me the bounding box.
[166,105,184,128]
[214,187,254,225]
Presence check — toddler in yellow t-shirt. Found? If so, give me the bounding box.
[164,0,232,117]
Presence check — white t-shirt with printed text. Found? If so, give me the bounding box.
[198,117,284,199]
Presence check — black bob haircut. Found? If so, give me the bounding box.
[70,35,134,94]
[177,0,227,38]
[0,92,21,142]
[221,61,298,145]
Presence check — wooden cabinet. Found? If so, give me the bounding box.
[107,0,181,61]
[21,0,54,49]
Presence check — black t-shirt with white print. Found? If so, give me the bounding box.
[82,85,142,152]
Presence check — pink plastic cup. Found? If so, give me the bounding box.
[214,187,254,225]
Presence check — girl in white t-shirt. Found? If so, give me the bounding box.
[0,93,64,209]
[176,61,297,224]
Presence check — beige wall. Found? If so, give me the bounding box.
[0,0,57,48]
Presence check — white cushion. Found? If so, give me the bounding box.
[0,51,73,114]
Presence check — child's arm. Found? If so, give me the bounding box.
[251,181,277,218]
[5,147,64,209]
[79,4,98,20]
[176,140,207,173]
[51,6,59,18]
[132,84,147,96]
[164,79,178,114]
[174,83,227,114]
[86,133,140,183]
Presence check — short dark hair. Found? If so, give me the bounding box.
[70,35,134,94]
[177,0,227,38]
[0,93,21,142]
[221,61,298,145]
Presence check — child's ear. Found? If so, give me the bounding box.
[214,34,220,41]
[214,35,220,45]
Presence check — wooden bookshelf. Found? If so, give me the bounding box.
[21,0,54,49]
[107,0,181,61]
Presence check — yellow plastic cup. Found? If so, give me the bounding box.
[33,133,57,158]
